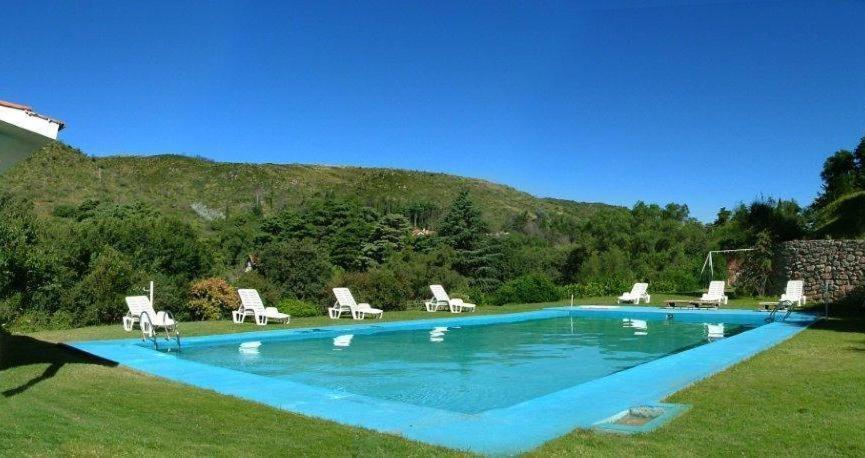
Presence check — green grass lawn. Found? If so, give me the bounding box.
[2,297,864,456]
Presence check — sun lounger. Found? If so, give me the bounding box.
[124,296,177,337]
[234,289,290,325]
[426,285,476,313]
[330,288,383,320]
[617,283,650,304]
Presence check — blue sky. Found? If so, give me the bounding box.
[2,1,864,221]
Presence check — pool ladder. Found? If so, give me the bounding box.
[766,300,795,323]
[139,311,182,351]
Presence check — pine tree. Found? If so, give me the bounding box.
[438,191,501,290]
[438,190,487,251]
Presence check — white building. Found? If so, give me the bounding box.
[0,99,65,173]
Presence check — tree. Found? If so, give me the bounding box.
[257,240,333,301]
[0,192,39,303]
[814,150,860,209]
[437,191,502,290]
[362,213,410,265]
[855,136,865,189]
[438,190,487,251]
[737,231,774,296]
[560,245,588,283]
[70,247,136,325]
[713,207,731,226]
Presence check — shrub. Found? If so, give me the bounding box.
[258,240,333,302]
[449,286,488,306]
[71,247,137,325]
[187,278,239,320]
[560,279,632,299]
[278,298,321,317]
[492,274,561,306]
[649,279,678,294]
[51,204,78,218]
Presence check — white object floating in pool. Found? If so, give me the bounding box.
[705,323,725,340]
[333,334,354,348]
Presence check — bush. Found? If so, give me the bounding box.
[492,274,561,306]
[187,278,239,320]
[649,279,678,294]
[71,247,137,325]
[560,279,632,299]
[258,240,333,302]
[449,286,488,306]
[278,298,321,317]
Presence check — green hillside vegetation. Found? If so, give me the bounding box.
[813,191,865,238]
[1,133,864,332]
[0,143,615,231]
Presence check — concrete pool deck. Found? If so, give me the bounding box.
[69,307,817,455]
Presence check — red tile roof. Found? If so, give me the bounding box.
[0,99,33,111]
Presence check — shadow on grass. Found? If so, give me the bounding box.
[0,326,116,397]
[809,303,865,334]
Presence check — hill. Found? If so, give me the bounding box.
[0,142,620,230]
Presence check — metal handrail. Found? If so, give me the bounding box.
[766,300,795,322]
[138,310,181,351]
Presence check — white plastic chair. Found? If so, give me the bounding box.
[701,281,728,306]
[780,280,806,306]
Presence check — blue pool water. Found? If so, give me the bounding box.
[174,315,753,414]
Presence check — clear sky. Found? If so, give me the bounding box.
[3,1,864,221]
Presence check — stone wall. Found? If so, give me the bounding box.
[773,240,865,303]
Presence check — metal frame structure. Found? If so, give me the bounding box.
[700,248,755,278]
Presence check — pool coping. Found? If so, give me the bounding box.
[69,307,817,455]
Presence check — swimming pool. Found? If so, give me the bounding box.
[176,315,753,414]
[70,307,816,455]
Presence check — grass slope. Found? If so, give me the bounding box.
[3,297,863,456]
[0,143,618,229]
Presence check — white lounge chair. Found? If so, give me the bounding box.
[233,289,290,325]
[780,280,806,306]
[617,283,650,304]
[426,285,476,313]
[123,296,177,337]
[700,281,728,307]
[330,288,383,320]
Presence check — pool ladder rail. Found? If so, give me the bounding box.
[765,300,796,323]
[139,310,182,351]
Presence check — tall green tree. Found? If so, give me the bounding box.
[362,213,410,265]
[257,240,333,301]
[438,191,503,290]
[438,190,487,251]
[814,150,862,209]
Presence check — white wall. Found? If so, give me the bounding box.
[0,105,62,139]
